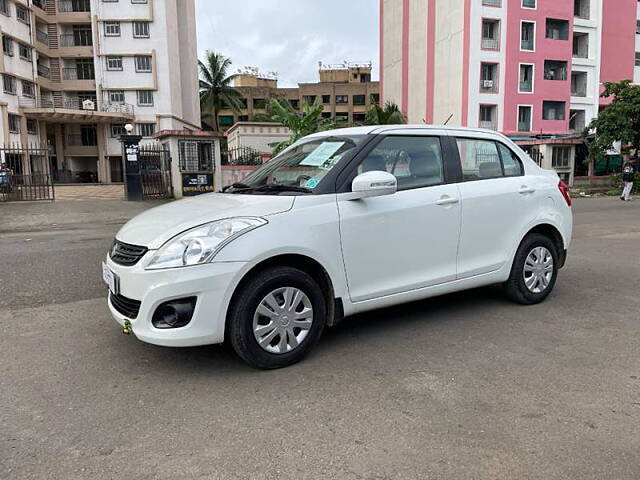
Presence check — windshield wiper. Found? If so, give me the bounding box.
[221,182,250,192]
[227,184,312,194]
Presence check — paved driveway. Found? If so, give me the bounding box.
[1,197,639,479]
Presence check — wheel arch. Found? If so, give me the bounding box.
[224,254,343,339]
[522,223,566,268]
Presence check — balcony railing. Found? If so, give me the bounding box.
[32,0,45,10]
[481,37,499,50]
[479,120,498,130]
[36,30,49,45]
[67,134,97,147]
[519,81,533,93]
[37,63,50,78]
[482,0,501,6]
[20,97,134,115]
[571,86,587,97]
[58,0,91,13]
[62,67,95,80]
[521,38,534,51]
[59,33,93,47]
[518,122,531,132]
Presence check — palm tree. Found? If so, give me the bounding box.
[199,51,244,132]
[269,98,327,154]
[365,99,407,125]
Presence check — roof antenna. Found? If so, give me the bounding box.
[443,113,453,126]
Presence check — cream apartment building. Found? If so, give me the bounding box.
[0,0,199,183]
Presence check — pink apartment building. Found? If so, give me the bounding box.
[380,0,638,183]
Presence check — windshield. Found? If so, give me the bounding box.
[225,135,366,194]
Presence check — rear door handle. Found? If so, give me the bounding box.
[436,196,459,206]
[519,186,535,194]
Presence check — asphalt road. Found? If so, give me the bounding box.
[1,197,639,479]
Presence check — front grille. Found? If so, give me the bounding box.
[110,293,142,319]
[110,240,148,266]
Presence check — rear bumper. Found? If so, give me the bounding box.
[106,255,247,347]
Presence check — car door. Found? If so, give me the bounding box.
[337,134,461,303]
[453,135,531,279]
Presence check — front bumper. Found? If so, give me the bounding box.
[105,254,246,347]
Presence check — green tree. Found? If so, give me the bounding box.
[268,98,327,154]
[199,51,244,132]
[586,80,640,158]
[365,99,406,125]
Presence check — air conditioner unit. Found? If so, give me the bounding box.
[483,80,495,89]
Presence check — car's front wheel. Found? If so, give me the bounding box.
[504,233,559,305]
[227,266,326,369]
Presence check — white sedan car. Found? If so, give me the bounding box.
[104,126,573,369]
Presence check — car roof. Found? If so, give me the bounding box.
[306,124,508,138]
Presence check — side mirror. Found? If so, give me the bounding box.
[351,171,397,199]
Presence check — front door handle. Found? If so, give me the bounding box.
[519,186,535,194]
[436,196,460,206]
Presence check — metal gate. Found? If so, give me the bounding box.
[139,144,172,199]
[0,144,54,202]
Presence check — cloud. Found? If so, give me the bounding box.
[196,0,379,87]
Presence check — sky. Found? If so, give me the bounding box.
[195,0,379,87]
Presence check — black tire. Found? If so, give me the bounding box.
[504,233,559,305]
[227,266,326,369]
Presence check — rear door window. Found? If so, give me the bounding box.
[497,143,524,176]
[456,138,503,180]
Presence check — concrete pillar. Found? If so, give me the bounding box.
[96,124,110,183]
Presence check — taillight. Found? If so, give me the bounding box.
[558,180,572,207]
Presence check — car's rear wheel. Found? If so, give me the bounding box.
[227,266,326,369]
[504,233,559,305]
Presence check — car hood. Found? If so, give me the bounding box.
[116,193,294,249]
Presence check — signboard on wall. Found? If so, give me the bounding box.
[181,173,215,196]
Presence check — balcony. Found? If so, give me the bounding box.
[482,0,501,6]
[20,98,134,123]
[574,0,590,19]
[573,32,589,59]
[58,0,91,13]
[481,37,500,51]
[60,34,93,47]
[62,67,95,81]
[571,72,588,97]
[479,120,498,130]
[36,30,49,45]
[67,134,97,146]
[32,0,45,9]
[37,63,50,78]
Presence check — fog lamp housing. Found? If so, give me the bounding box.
[152,297,197,329]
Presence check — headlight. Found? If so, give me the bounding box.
[146,217,267,270]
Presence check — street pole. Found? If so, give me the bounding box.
[120,127,143,201]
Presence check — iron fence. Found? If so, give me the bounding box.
[221,146,264,166]
[139,144,172,199]
[0,144,54,202]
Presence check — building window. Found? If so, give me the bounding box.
[137,123,155,137]
[353,112,366,123]
[542,101,566,120]
[571,71,588,97]
[3,74,16,94]
[253,98,266,109]
[288,99,299,109]
[18,43,31,61]
[106,56,123,70]
[335,95,349,104]
[322,94,331,104]
[635,52,640,67]
[104,21,121,36]
[26,119,38,135]
[303,95,316,105]
[574,0,590,19]
[2,35,13,56]
[137,90,153,106]
[518,105,533,132]
[546,19,569,40]
[479,105,497,130]
[481,19,500,50]
[480,63,498,92]
[8,114,20,133]
[135,55,152,72]
[544,60,568,81]
[133,21,150,38]
[522,0,536,7]
[353,94,366,105]
[519,64,534,93]
[16,5,29,24]
[569,109,586,132]
[371,93,380,104]
[552,146,571,168]
[131,0,148,3]
[108,90,125,104]
[218,115,234,127]
[521,21,535,51]
[111,124,126,137]
[637,20,640,35]
[22,80,35,97]
[0,0,9,16]
[573,32,589,58]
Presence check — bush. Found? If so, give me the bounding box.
[611,173,640,192]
